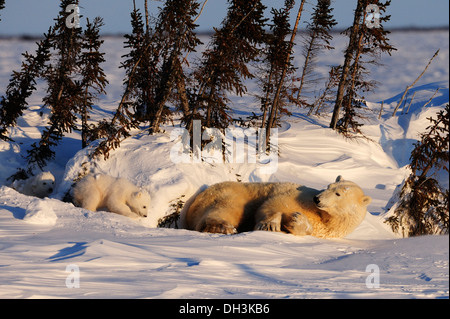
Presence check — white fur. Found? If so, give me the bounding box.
[11,171,55,198]
[311,176,372,238]
[72,174,150,219]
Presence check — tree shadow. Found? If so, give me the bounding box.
[47,242,88,262]
[0,204,26,220]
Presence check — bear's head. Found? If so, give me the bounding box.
[32,171,56,198]
[313,176,371,213]
[128,190,151,218]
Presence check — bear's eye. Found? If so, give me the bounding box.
[43,182,47,185]
[335,192,341,196]
[143,206,147,209]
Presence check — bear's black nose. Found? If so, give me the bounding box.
[49,188,53,193]
[313,195,320,204]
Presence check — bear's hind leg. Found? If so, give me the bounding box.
[79,189,101,212]
[199,218,238,234]
[197,206,241,235]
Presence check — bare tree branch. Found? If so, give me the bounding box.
[392,49,439,117]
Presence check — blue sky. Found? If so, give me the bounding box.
[0,0,449,36]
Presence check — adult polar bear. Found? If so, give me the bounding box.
[185,176,371,239]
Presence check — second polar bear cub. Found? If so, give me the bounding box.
[11,171,55,198]
[73,174,150,219]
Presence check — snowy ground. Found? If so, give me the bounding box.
[0,31,448,299]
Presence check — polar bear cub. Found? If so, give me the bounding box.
[185,176,371,239]
[11,171,55,198]
[72,174,150,219]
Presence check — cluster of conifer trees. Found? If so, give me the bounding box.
[0,0,107,168]
[0,0,397,162]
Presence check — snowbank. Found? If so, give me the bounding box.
[23,198,57,226]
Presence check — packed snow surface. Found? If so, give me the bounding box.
[0,31,448,298]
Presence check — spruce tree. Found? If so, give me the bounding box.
[120,0,202,133]
[329,0,365,132]
[90,4,150,160]
[1,1,107,166]
[23,1,107,168]
[149,0,202,133]
[121,4,154,122]
[263,0,306,148]
[296,0,337,107]
[92,0,202,159]
[79,17,109,148]
[190,0,267,131]
[0,29,53,141]
[259,0,296,131]
[26,0,84,169]
[330,0,395,135]
[386,104,449,236]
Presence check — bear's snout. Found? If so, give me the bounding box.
[313,195,320,205]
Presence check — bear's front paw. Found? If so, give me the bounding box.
[284,212,313,236]
[255,212,282,232]
[201,221,237,235]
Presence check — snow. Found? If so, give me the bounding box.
[23,198,58,226]
[0,31,449,299]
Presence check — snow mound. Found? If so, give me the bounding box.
[23,198,57,226]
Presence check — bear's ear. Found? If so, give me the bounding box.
[335,175,344,182]
[361,195,372,206]
[134,191,142,198]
